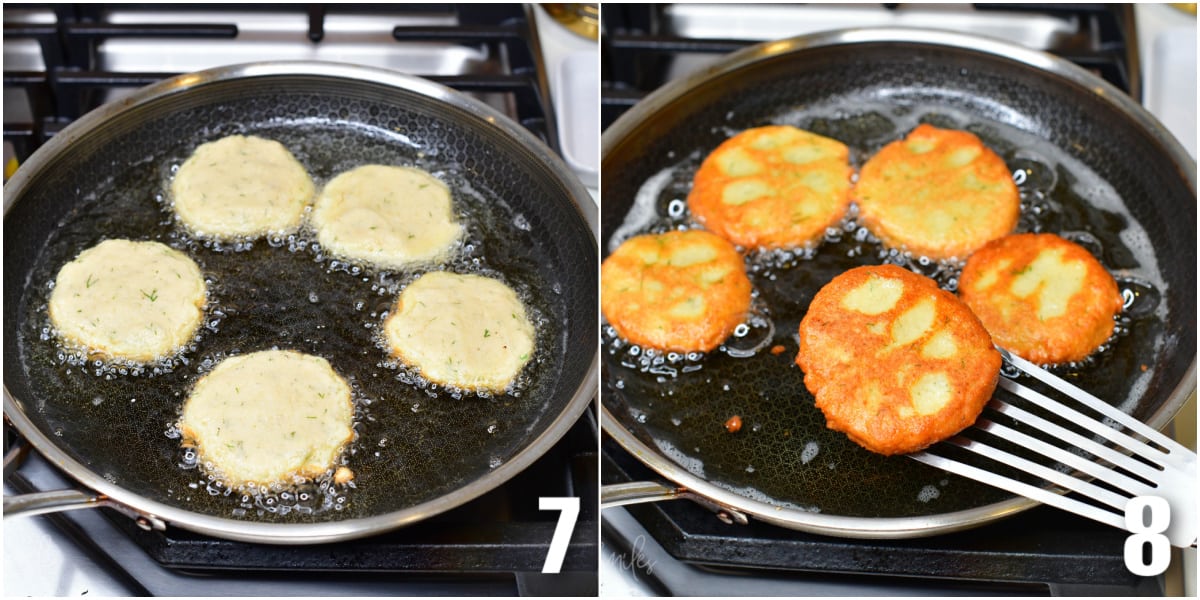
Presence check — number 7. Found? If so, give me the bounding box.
[539,497,580,573]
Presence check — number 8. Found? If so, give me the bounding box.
[1124,496,1171,576]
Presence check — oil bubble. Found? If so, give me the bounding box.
[722,300,774,358]
[1008,151,1058,194]
[1116,277,1161,319]
[1059,230,1103,258]
[917,485,941,503]
[667,199,687,219]
[800,441,820,465]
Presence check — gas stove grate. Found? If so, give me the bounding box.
[3,3,558,162]
[600,3,1139,130]
[5,413,599,595]
[602,435,1162,596]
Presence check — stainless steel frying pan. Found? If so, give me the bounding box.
[5,61,599,544]
[601,28,1196,539]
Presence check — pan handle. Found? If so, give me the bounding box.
[3,488,168,531]
[4,436,168,530]
[601,481,749,525]
[4,489,105,517]
[601,481,683,508]
[3,434,109,517]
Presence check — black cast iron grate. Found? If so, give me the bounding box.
[6,416,599,595]
[602,435,1162,595]
[3,3,558,162]
[600,3,1139,130]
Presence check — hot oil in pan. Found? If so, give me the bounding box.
[603,104,1168,518]
[18,120,564,522]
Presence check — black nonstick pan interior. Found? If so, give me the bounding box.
[601,34,1195,527]
[5,65,598,536]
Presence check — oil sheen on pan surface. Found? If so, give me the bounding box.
[7,71,598,536]
[601,44,1191,523]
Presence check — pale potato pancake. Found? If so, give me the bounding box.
[854,124,1019,260]
[171,135,314,239]
[180,350,355,488]
[687,125,854,249]
[48,239,206,362]
[958,233,1123,365]
[311,165,463,269]
[384,271,535,392]
[601,229,752,353]
[797,264,1001,455]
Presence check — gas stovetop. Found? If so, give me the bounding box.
[598,3,1194,597]
[602,435,1163,596]
[6,416,598,596]
[4,3,560,160]
[601,3,1140,129]
[3,4,597,596]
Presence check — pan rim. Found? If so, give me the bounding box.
[603,27,1197,184]
[600,402,1037,538]
[600,27,1196,537]
[4,60,599,544]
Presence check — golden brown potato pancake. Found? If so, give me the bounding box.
[854,124,1019,260]
[601,229,752,353]
[797,264,1001,455]
[958,232,1123,365]
[687,125,853,249]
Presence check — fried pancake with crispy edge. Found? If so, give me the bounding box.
[310,164,463,269]
[854,124,1020,260]
[180,349,355,488]
[958,232,1123,365]
[171,135,315,239]
[602,229,752,353]
[797,264,1001,455]
[47,239,207,363]
[383,271,536,392]
[688,125,854,249]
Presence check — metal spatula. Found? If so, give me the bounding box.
[912,347,1197,548]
